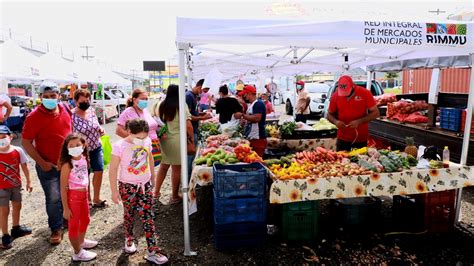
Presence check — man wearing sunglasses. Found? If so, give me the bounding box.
[327,75,379,152]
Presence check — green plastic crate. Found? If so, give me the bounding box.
[281,201,319,241]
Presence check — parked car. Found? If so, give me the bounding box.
[322,80,384,117]
[92,89,127,114]
[282,82,330,117]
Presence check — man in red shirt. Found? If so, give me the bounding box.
[22,81,72,245]
[327,75,379,151]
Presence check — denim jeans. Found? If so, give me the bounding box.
[35,164,63,232]
[187,133,199,180]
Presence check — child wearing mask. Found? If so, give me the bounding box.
[109,119,168,265]
[0,125,32,249]
[59,133,98,261]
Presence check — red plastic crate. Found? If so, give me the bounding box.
[417,190,457,233]
[460,110,474,134]
[394,190,457,233]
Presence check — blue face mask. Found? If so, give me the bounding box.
[138,100,148,110]
[42,98,58,110]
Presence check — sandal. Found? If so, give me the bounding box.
[92,200,108,208]
[168,197,182,205]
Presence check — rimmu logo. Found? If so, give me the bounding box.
[426,23,467,46]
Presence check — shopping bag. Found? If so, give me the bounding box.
[101,135,112,167]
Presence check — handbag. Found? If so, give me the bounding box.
[186,120,196,155]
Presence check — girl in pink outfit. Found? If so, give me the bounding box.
[109,119,168,265]
[59,133,98,262]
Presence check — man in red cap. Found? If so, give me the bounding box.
[295,81,310,123]
[235,85,267,156]
[327,75,379,151]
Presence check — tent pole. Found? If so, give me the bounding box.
[456,54,474,222]
[178,42,197,256]
[366,70,372,90]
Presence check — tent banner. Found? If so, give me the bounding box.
[363,21,469,48]
[177,18,473,53]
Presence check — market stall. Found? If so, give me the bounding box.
[176,18,474,254]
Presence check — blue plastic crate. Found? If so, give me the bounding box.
[213,194,267,224]
[440,108,462,119]
[214,222,266,250]
[213,163,267,199]
[440,119,460,132]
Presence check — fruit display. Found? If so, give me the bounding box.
[294,147,347,164]
[404,137,418,157]
[374,93,397,106]
[266,124,280,138]
[348,147,368,157]
[234,144,263,163]
[195,149,239,166]
[312,118,337,131]
[387,100,429,117]
[269,162,310,180]
[307,162,373,177]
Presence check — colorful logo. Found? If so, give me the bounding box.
[426,23,466,35]
[426,23,467,46]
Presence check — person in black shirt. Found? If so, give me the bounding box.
[215,85,243,124]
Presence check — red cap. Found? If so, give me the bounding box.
[337,75,354,97]
[238,85,256,96]
[296,80,305,86]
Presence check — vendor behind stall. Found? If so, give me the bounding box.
[235,85,267,156]
[327,75,379,152]
[261,92,274,114]
[295,81,310,123]
[234,83,248,113]
[216,85,243,124]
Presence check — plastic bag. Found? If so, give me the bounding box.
[220,119,240,137]
[100,135,112,167]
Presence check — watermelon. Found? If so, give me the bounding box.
[426,23,436,34]
[447,24,457,35]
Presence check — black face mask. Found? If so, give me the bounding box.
[78,102,90,111]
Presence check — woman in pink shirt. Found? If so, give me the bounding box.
[116,88,161,167]
[199,87,211,111]
[109,119,168,264]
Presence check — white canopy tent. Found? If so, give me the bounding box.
[38,53,79,83]
[176,18,474,255]
[0,40,41,83]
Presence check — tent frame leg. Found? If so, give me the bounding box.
[455,54,474,222]
[178,42,197,256]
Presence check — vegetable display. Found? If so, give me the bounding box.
[312,118,337,131]
[280,122,296,136]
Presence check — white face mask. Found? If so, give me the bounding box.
[68,146,84,157]
[0,138,10,148]
[132,138,145,146]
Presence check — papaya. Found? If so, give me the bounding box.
[195,157,207,165]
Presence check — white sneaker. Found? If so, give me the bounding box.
[124,237,137,254]
[81,239,98,249]
[145,251,169,265]
[72,249,97,262]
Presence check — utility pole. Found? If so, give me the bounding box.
[81,46,94,61]
[428,8,446,15]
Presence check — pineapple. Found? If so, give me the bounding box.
[404,137,418,157]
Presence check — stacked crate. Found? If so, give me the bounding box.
[460,109,474,134]
[440,108,462,132]
[392,190,457,233]
[281,201,319,241]
[212,163,267,250]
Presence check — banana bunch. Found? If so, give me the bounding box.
[266,125,280,138]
